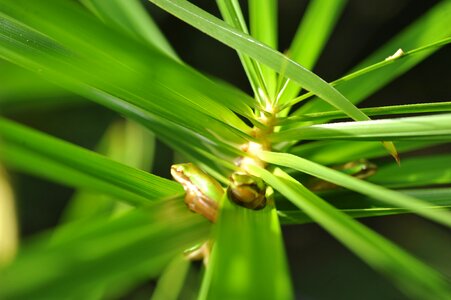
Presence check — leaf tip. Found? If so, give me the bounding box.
[382,141,400,165]
[394,152,401,166]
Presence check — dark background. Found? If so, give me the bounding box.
[5,0,451,299]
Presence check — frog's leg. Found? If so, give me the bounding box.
[184,191,218,223]
[184,240,213,266]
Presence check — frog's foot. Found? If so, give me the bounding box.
[184,241,212,266]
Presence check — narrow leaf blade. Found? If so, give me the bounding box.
[81,0,178,59]
[297,1,451,114]
[0,118,182,205]
[279,0,347,103]
[370,154,451,188]
[273,113,451,142]
[248,166,451,299]
[149,0,374,122]
[290,140,439,165]
[0,200,210,299]
[279,187,451,224]
[259,151,451,228]
[199,195,293,300]
[249,0,277,97]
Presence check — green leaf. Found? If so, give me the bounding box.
[0,199,210,299]
[285,38,451,112]
[258,151,451,228]
[280,206,451,225]
[248,166,451,299]
[370,154,451,188]
[149,0,374,121]
[272,113,451,142]
[249,0,277,98]
[278,0,347,103]
[151,255,190,300]
[0,60,77,112]
[287,37,451,112]
[0,118,182,206]
[89,120,155,172]
[279,187,451,224]
[216,0,269,105]
[249,0,277,51]
[80,0,178,59]
[297,0,451,114]
[288,0,346,69]
[321,187,451,210]
[149,0,398,161]
[0,0,253,166]
[61,120,156,223]
[199,195,293,300]
[289,140,440,165]
[282,101,451,125]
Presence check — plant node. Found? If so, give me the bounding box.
[229,109,277,209]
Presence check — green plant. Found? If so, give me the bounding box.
[1,0,451,299]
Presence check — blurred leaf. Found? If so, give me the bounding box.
[259,151,451,228]
[178,261,203,299]
[273,113,451,142]
[114,121,156,172]
[151,254,190,300]
[249,166,451,299]
[0,165,18,266]
[297,0,451,114]
[278,0,347,103]
[0,199,210,299]
[0,60,78,112]
[61,192,116,225]
[0,118,182,206]
[370,154,451,188]
[0,0,252,168]
[80,0,178,59]
[199,195,293,300]
[61,120,156,222]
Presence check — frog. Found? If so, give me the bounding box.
[170,163,223,223]
[338,159,378,178]
[171,163,226,265]
[308,159,377,191]
[171,163,268,264]
[227,172,267,210]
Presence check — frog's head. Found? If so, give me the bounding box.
[170,163,194,182]
[171,163,223,202]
